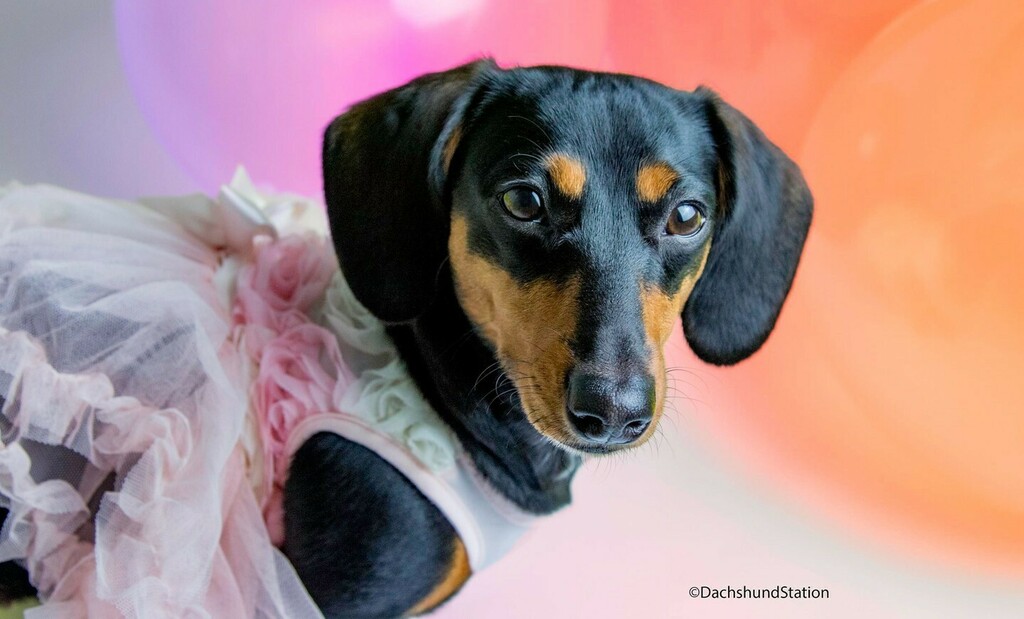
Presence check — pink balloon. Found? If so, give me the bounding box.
[115,0,609,196]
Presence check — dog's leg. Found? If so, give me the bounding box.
[284,433,470,619]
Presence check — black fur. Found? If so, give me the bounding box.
[298,61,812,616]
[0,61,811,617]
[386,281,580,515]
[284,433,462,618]
[682,89,814,365]
[322,60,495,324]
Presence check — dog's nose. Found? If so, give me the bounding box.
[567,371,655,446]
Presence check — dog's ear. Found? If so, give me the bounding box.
[322,60,496,323]
[682,88,813,365]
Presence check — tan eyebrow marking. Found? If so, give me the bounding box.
[545,153,587,199]
[636,162,679,202]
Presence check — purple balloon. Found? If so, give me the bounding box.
[115,1,478,195]
[115,0,611,195]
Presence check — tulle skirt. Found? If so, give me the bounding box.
[0,182,323,618]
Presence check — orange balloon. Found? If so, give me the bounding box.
[689,0,1024,575]
[605,0,919,154]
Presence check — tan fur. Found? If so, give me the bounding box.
[636,162,679,202]
[639,244,710,426]
[545,153,587,199]
[407,537,471,616]
[442,125,463,174]
[449,216,581,446]
[450,214,712,450]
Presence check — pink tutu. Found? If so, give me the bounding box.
[0,173,535,617]
[0,180,329,617]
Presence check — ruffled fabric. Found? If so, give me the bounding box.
[224,168,328,238]
[316,271,458,472]
[232,199,459,544]
[231,233,354,544]
[0,181,321,617]
[226,172,460,480]
[316,272,392,360]
[0,170,464,616]
[334,360,456,473]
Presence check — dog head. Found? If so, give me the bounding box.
[323,60,812,455]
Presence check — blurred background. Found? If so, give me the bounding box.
[2,0,1023,616]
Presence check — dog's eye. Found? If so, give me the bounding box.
[500,187,543,221]
[666,202,705,236]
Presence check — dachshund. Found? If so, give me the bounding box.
[0,59,811,618]
[289,59,812,616]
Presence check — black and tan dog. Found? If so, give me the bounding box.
[288,60,811,616]
[1,60,811,617]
